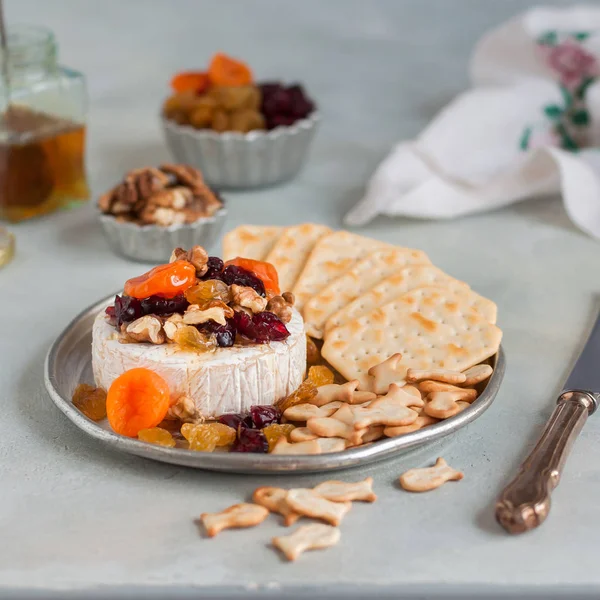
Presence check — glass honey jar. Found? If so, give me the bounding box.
[0,26,89,222]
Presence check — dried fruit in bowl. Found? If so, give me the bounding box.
[106,368,171,437]
[209,85,261,112]
[209,53,253,87]
[170,71,210,94]
[124,261,197,299]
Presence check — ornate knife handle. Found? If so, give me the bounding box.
[495,390,597,534]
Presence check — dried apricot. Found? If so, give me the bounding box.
[208,53,253,87]
[72,383,107,421]
[106,368,171,437]
[138,427,176,448]
[308,365,335,387]
[263,423,295,452]
[185,279,232,305]
[124,261,197,299]
[224,258,280,295]
[276,379,318,413]
[170,71,210,94]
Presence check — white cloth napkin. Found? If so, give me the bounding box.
[344,5,600,239]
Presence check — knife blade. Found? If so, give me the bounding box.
[564,307,600,393]
[495,306,600,534]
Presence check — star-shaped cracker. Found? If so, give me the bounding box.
[367,353,407,394]
[381,383,424,410]
[311,380,376,407]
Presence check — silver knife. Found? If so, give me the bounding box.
[496,307,600,534]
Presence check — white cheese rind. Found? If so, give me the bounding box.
[92,309,306,418]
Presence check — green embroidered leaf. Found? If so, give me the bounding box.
[537,30,558,45]
[556,123,579,151]
[573,31,590,41]
[544,104,563,120]
[560,85,573,109]
[575,76,596,100]
[519,126,532,151]
[571,109,590,126]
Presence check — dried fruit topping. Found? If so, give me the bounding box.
[222,265,266,297]
[72,384,107,421]
[306,335,321,365]
[173,325,217,352]
[201,256,225,280]
[170,71,210,94]
[263,423,295,452]
[198,318,236,347]
[307,365,335,387]
[230,428,268,453]
[185,279,232,305]
[181,422,236,449]
[224,258,280,295]
[276,379,318,413]
[138,427,176,447]
[259,82,315,129]
[108,294,189,328]
[249,405,281,429]
[233,310,290,344]
[208,53,253,87]
[106,368,171,437]
[124,261,197,299]
[218,413,254,430]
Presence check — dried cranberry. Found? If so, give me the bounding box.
[222,265,265,297]
[267,115,296,129]
[218,413,254,430]
[230,428,268,453]
[234,310,290,344]
[250,405,281,428]
[198,317,236,348]
[140,294,189,317]
[112,295,144,327]
[201,256,224,281]
[105,305,116,324]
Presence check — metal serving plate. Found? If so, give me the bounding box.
[44,295,505,474]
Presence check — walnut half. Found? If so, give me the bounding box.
[183,303,228,326]
[123,315,165,344]
[231,284,268,314]
[169,244,209,276]
[266,295,293,324]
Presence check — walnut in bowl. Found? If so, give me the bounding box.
[97,164,226,263]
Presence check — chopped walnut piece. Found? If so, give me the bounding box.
[140,205,187,227]
[168,245,209,276]
[164,313,185,341]
[166,394,204,423]
[266,295,293,324]
[160,163,204,189]
[231,284,268,314]
[183,304,227,326]
[282,292,295,306]
[231,304,252,316]
[123,315,165,344]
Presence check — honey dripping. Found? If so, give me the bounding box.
[0,105,89,222]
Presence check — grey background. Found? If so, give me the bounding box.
[2,0,600,598]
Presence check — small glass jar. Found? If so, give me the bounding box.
[0,26,89,222]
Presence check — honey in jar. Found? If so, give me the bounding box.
[0,26,89,222]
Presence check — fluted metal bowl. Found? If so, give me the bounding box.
[98,207,227,263]
[162,113,320,189]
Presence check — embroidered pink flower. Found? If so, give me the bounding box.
[545,40,598,89]
[528,126,561,150]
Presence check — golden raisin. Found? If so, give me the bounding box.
[306,335,321,365]
[181,422,236,451]
[230,109,265,133]
[72,383,107,421]
[276,379,318,413]
[308,365,335,387]
[211,109,229,132]
[173,326,217,352]
[263,423,295,452]
[185,280,232,305]
[138,427,176,447]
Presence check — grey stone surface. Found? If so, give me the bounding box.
[1,0,599,597]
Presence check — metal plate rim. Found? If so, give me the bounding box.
[44,294,506,474]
